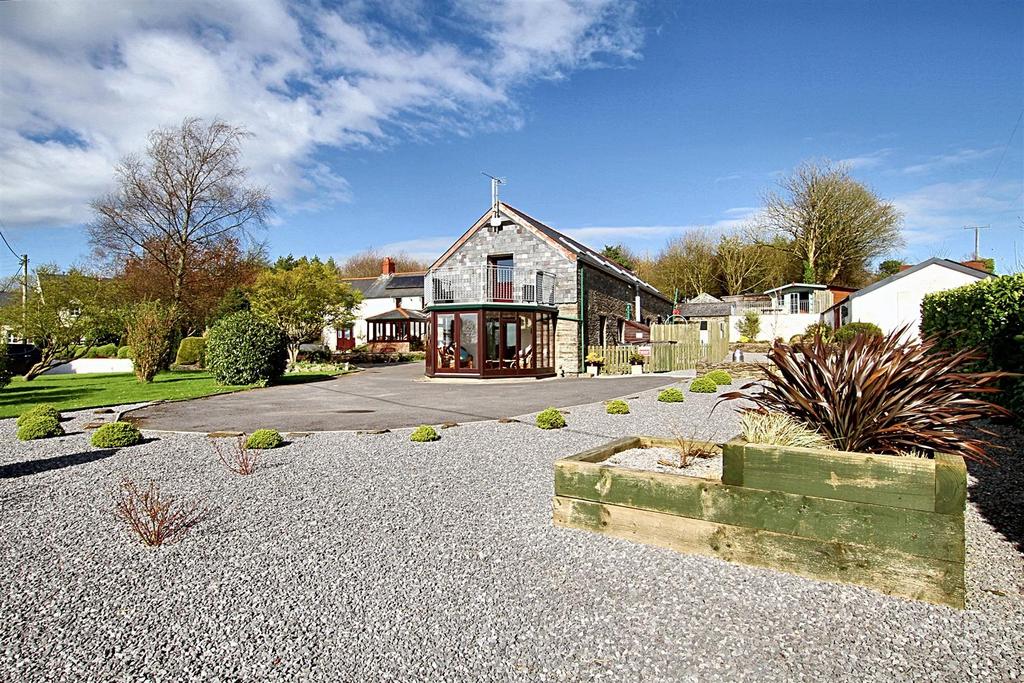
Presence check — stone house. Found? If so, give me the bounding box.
[424,202,672,378]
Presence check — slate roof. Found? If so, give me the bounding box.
[676,293,731,318]
[365,307,428,322]
[500,204,671,303]
[342,272,425,299]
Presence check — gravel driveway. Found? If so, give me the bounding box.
[1,383,1022,681]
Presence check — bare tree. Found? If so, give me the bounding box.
[90,118,271,308]
[716,232,765,295]
[340,248,430,277]
[759,161,903,286]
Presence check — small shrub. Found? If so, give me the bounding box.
[112,478,209,546]
[705,369,732,385]
[657,388,685,403]
[833,322,883,345]
[213,436,260,475]
[736,310,760,340]
[605,399,630,414]
[175,336,207,367]
[804,322,834,342]
[739,410,831,450]
[117,345,132,359]
[17,415,65,441]
[536,408,566,429]
[410,425,440,442]
[246,428,283,449]
[16,404,62,428]
[127,301,178,382]
[206,311,288,386]
[91,421,143,448]
[689,376,718,393]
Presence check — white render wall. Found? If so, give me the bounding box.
[42,358,134,375]
[728,312,819,342]
[846,264,985,339]
[322,295,424,348]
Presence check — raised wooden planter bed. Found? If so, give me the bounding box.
[553,437,966,608]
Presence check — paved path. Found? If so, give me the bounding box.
[128,362,679,432]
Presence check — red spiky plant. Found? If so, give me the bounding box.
[720,326,1014,464]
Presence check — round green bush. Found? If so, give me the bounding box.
[410,425,440,442]
[689,376,718,393]
[205,311,288,386]
[175,336,207,366]
[17,404,62,428]
[605,399,630,414]
[536,407,566,429]
[705,369,733,386]
[117,345,132,359]
[833,322,883,345]
[17,415,65,441]
[90,421,143,448]
[86,343,118,358]
[657,388,685,403]
[246,428,284,449]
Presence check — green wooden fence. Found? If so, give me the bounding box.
[588,321,729,375]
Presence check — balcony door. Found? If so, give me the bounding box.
[488,255,514,302]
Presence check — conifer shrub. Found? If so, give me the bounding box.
[657,388,685,403]
[705,369,732,385]
[605,399,630,414]
[535,408,566,429]
[91,421,143,448]
[410,425,440,442]
[689,376,718,393]
[245,429,283,449]
[17,404,62,427]
[17,415,64,441]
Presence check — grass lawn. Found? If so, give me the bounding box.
[0,370,339,419]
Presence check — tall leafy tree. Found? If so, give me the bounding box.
[1,267,121,380]
[89,117,271,308]
[759,161,903,286]
[250,258,361,367]
[600,244,636,270]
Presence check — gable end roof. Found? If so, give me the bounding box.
[846,258,991,303]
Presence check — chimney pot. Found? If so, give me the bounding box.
[382,257,396,275]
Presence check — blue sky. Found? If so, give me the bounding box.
[1,0,1022,281]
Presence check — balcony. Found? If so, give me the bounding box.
[425,265,557,307]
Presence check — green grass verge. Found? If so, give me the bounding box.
[0,370,339,419]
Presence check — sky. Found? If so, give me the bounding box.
[1,0,1022,282]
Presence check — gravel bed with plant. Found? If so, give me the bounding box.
[0,383,1021,682]
[605,446,723,479]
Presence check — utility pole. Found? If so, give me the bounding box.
[21,253,29,333]
[962,225,991,260]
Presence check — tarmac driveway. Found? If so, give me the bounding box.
[128,362,680,432]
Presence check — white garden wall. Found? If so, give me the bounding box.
[729,313,819,342]
[42,358,134,375]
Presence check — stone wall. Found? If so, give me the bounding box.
[581,265,673,347]
[554,302,580,376]
[440,221,578,304]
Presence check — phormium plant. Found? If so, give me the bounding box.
[720,326,1014,463]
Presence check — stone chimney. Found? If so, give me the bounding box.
[381,257,396,275]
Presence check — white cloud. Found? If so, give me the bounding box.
[564,207,763,249]
[0,0,642,227]
[891,179,1020,245]
[837,148,892,171]
[901,148,999,175]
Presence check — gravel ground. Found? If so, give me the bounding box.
[605,447,723,479]
[1,382,1022,682]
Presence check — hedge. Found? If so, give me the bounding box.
[922,273,1024,416]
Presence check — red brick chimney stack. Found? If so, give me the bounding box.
[960,259,988,272]
[382,257,396,275]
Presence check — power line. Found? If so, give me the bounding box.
[0,226,21,260]
[989,109,1023,184]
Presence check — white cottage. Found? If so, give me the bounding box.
[822,258,991,338]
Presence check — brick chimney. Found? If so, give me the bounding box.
[961,259,988,272]
[899,264,914,272]
[381,257,396,275]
